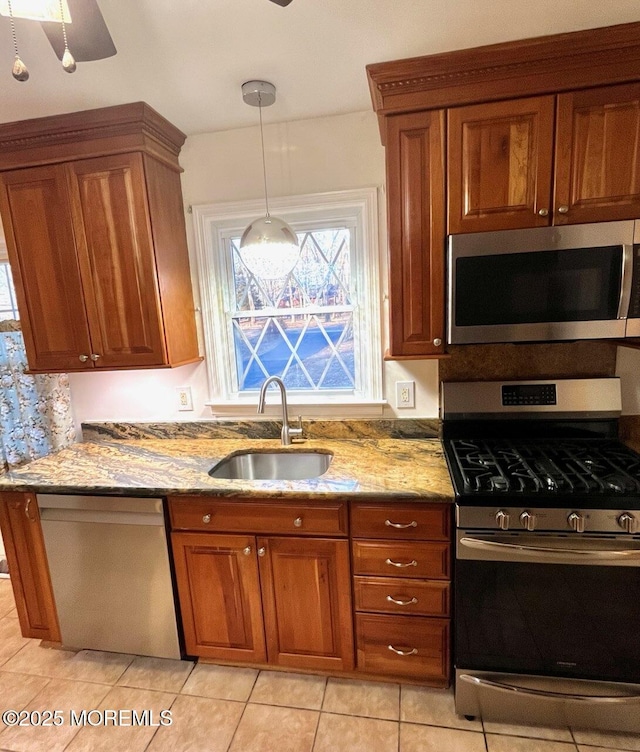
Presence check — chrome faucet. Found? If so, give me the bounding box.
[257,376,303,446]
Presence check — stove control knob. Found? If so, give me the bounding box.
[618,512,637,534]
[567,512,585,533]
[496,510,510,530]
[520,511,536,532]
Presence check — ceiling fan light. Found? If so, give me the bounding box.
[0,0,71,22]
[239,216,300,279]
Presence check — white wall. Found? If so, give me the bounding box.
[68,110,440,427]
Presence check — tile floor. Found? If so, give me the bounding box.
[0,579,638,752]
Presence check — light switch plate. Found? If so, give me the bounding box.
[395,380,415,409]
[176,386,194,411]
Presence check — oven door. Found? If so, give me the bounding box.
[447,221,635,344]
[455,530,640,683]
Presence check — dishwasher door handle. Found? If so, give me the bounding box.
[39,507,166,526]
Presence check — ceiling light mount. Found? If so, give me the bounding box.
[241,80,276,109]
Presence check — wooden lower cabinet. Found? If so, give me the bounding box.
[171,532,266,662]
[170,529,354,670]
[259,536,354,671]
[0,492,60,641]
[351,501,451,684]
[356,613,449,681]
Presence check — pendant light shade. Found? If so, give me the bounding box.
[239,80,300,280]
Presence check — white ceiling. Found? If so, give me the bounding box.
[0,0,639,136]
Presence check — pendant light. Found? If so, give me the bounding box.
[239,80,300,280]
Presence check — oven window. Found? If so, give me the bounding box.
[455,245,622,326]
[455,559,640,683]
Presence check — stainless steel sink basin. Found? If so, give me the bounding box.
[208,450,333,480]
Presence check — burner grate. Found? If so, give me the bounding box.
[449,439,640,495]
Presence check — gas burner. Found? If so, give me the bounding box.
[447,438,640,497]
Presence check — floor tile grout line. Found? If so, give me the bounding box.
[140,689,180,752]
[225,699,250,752]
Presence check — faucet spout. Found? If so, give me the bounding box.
[257,376,303,446]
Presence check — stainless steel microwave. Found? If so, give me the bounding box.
[447,220,640,345]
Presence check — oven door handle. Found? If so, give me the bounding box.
[618,243,634,319]
[458,673,640,703]
[459,536,640,562]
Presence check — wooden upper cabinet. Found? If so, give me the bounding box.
[554,82,640,224]
[386,110,446,357]
[0,166,93,372]
[448,97,555,233]
[0,102,200,372]
[67,154,166,368]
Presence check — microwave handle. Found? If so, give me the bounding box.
[618,244,634,319]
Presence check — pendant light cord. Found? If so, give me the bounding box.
[258,93,271,219]
[7,0,19,58]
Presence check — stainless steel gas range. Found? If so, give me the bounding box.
[441,378,640,733]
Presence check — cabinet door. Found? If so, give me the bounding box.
[259,537,354,671]
[554,82,640,224]
[386,110,446,357]
[448,96,555,233]
[0,165,93,371]
[171,532,266,662]
[66,153,167,368]
[0,492,60,641]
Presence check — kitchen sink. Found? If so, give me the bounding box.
[208,450,333,480]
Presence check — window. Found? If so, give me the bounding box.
[0,242,19,321]
[193,188,383,416]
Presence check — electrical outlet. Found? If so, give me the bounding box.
[176,386,193,411]
[395,380,415,409]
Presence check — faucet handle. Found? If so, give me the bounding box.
[290,415,304,441]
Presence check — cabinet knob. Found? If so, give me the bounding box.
[258,547,266,557]
[557,205,569,214]
[433,338,442,347]
[242,546,251,556]
[202,514,211,524]
[78,354,89,362]
[537,208,549,217]
[90,353,101,361]
[293,517,302,528]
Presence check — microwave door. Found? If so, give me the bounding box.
[447,229,630,345]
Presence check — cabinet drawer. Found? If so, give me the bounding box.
[351,502,449,540]
[169,497,347,537]
[356,613,449,681]
[352,540,449,579]
[354,576,449,617]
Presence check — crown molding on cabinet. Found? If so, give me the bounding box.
[367,21,640,142]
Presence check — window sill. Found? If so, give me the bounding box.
[206,398,388,420]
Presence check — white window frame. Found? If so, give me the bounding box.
[192,188,385,418]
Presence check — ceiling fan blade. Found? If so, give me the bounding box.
[40,0,116,62]
[269,0,294,6]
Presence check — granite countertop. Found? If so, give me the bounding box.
[0,437,454,501]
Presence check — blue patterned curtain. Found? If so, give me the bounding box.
[0,326,75,471]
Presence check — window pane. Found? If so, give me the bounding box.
[0,262,19,320]
[229,227,356,393]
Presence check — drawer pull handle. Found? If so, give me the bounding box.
[242,546,251,556]
[386,595,418,606]
[202,514,211,524]
[388,644,418,656]
[293,517,302,528]
[385,558,418,568]
[258,547,266,557]
[385,519,417,529]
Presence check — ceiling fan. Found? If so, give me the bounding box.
[40,0,115,62]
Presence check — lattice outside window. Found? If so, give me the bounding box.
[193,189,383,416]
[0,262,19,321]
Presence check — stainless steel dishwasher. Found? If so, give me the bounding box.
[38,494,181,659]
